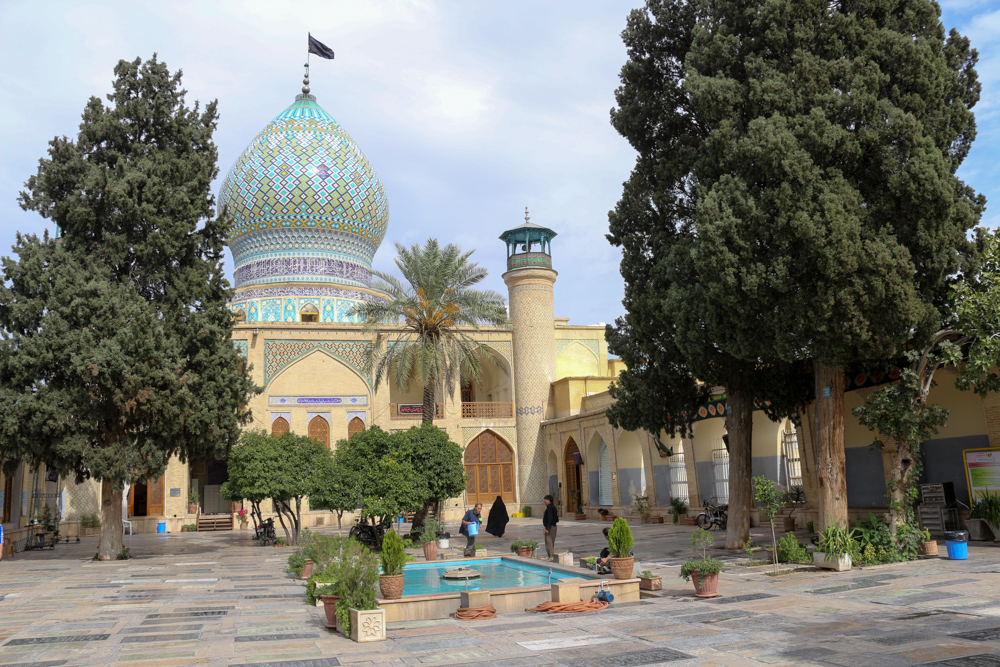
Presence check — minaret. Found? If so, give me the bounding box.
[501,208,558,509]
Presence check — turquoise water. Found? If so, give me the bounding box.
[401,558,578,596]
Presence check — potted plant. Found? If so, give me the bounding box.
[421,518,441,561]
[607,517,635,579]
[669,497,688,524]
[332,540,382,640]
[970,491,1000,541]
[518,540,539,557]
[753,475,785,574]
[917,528,939,557]
[236,508,249,530]
[475,543,487,556]
[571,490,587,520]
[679,528,723,597]
[633,494,651,523]
[80,513,101,537]
[638,569,662,591]
[438,528,451,550]
[188,489,199,514]
[378,530,406,599]
[783,486,805,532]
[814,523,856,571]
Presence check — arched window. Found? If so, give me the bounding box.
[347,416,365,439]
[598,440,613,506]
[308,415,330,448]
[272,417,289,437]
[300,303,319,323]
[564,438,582,513]
[233,309,247,323]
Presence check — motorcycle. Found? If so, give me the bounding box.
[695,498,728,531]
[349,515,392,551]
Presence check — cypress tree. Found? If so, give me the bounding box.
[0,56,258,559]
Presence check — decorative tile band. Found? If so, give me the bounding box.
[234,256,372,288]
[516,405,544,416]
[555,339,600,358]
[269,396,368,406]
[234,286,383,302]
[233,340,248,357]
[507,252,552,270]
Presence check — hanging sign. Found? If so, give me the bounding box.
[964,448,1000,502]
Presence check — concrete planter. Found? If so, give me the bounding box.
[966,518,992,541]
[639,575,662,591]
[650,516,664,524]
[813,552,852,572]
[574,514,587,520]
[82,527,101,537]
[349,608,386,643]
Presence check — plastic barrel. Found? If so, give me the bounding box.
[157,522,166,534]
[943,530,969,560]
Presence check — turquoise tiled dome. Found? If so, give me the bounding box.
[220,94,389,293]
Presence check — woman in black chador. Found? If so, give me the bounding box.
[485,495,509,538]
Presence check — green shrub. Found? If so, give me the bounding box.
[380,530,407,576]
[510,540,524,553]
[401,536,414,549]
[776,532,809,563]
[79,513,101,529]
[421,518,442,541]
[807,520,815,534]
[679,557,723,582]
[285,552,307,576]
[302,533,350,569]
[669,497,688,523]
[817,523,858,561]
[522,506,532,518]
[335,540,380,634]
[608,517,634,557]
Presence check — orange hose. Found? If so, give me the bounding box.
[526,600,610,614]
[455,604,497,620]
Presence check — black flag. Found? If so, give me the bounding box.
[309,34,335,60]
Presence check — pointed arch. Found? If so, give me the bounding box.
[464,430,515,506]
[300,302,319,323]
[348,416,365,439]
[564,436,583,512]
[308,415,329,448]
[272,416,289,437]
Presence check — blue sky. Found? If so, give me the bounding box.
[1,1,997,327]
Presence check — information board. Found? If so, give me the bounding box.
[964,447,1000,502]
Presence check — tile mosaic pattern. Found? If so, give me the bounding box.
[219,94,389,292]
[555,338,600,359]
[263,340,372,387]
[232,340,248,357]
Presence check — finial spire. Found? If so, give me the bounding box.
[302,62,310,95]
[524,206,530,225]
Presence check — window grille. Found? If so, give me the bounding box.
[712,440,730,503]
[668,451,689,505]
[783,425,803,488]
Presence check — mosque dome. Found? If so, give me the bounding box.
[220,94,388,307]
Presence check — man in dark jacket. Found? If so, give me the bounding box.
[542,494,559,558]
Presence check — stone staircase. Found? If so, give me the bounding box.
[197,514,233,531]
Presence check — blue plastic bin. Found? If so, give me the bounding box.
[943,530,968,560]
[157,521,166,534]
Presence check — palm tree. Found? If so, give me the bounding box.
[353,238,509,424]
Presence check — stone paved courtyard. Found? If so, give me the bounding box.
[4,518,1000,666]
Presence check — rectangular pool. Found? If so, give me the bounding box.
[401,558,580,597]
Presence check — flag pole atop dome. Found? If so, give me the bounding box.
[305,34,335,96]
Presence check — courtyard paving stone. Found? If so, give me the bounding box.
[4,520,1000,665]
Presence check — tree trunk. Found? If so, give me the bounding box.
[337,510,344,536]
[293,497,302,546]
[274,502,292,544]
[422,373,436,425]
[98,480,124,561]
[724,385,753,550]
[888,440,916,538]
[814,360,848,530]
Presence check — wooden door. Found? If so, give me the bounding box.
[464,430,515,506]
[127,485,135,518]
[347,417,365,439]
[147,476,164,516]
[564,438,582,512]
[272,416,289,437]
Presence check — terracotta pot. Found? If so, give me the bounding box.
[575,514,587,521]
[189,504,198,514]
[690,571,719,598]
[650,516,664,524]
[379,573,405,600]
[918,540,939,557]
[518,546,532,557]
[685,518,698,526]
[300,558,314,581]
[320,594,340,628]
[639,576,662,591]
[423,540,438,561]
[783,517,796,532]
[609,556,634,580]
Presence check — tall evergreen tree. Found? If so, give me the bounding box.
[608,0,982,533]
[0,56,257,559]
[682,0,983,529]
[607,0,812,549]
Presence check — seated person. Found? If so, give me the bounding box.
[596,526,633,574]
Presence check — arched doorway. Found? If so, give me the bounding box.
[308,415,330,448]
[272,416,289,437]
[464,430,515,506]
[347,416,365,439]
[564,438,583,512]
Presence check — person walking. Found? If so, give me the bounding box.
[542,494,559,559]
[460,503,483,557]
[0,520,4,562]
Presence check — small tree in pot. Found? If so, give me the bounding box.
[680,528,723,597]
[420,518,441,561]
[607,517,635,579]
[378,530,407,599]
[753,475,785,575]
